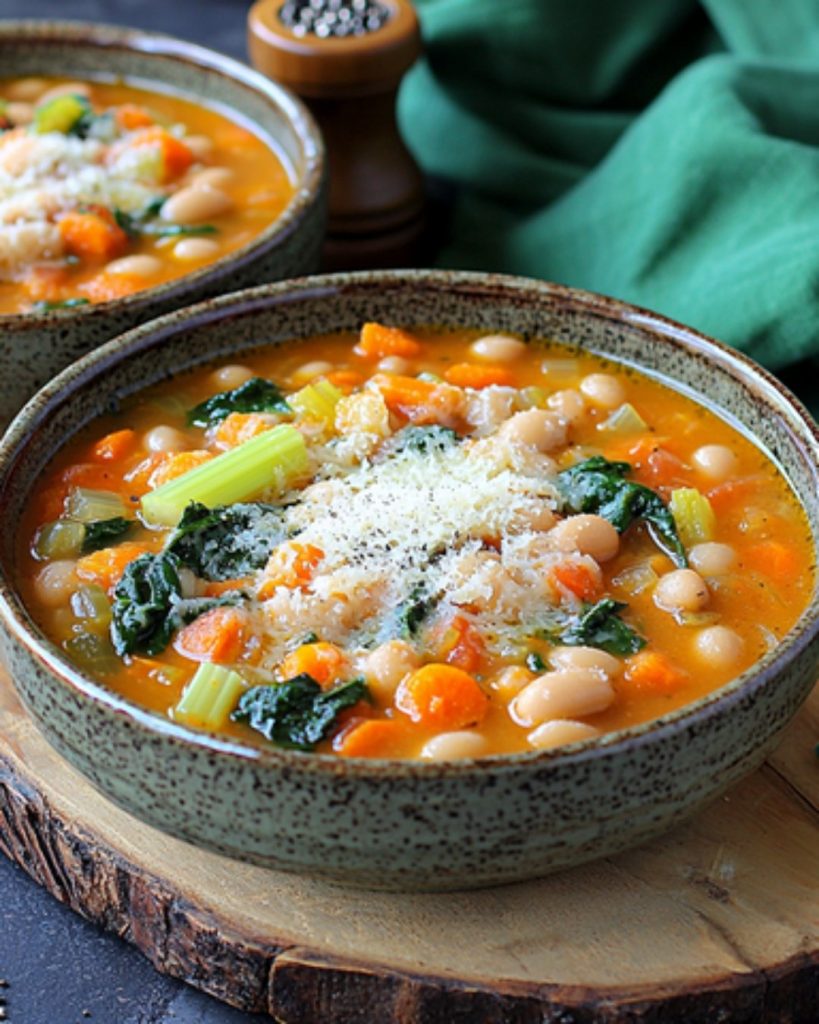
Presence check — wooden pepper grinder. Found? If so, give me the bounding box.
[248,0,425,271]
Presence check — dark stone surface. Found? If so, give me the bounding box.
[0,10,264,1024]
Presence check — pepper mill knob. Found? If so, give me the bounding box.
[248,0,425,270]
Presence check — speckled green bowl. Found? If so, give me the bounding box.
[0,20,326,427]
[0,271,817,891]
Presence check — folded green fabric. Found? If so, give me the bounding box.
[399,0,819,415]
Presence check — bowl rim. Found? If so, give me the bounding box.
[1,269,817,778]
[0,18,325,328]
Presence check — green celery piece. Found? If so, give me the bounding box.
[175,663,246,730]
[141,424,308,526]
[288,379,343,426]
[669,488,716,548]
[34,94,90,134]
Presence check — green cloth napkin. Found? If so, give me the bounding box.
[398,0,819,415]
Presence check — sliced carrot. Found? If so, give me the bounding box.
[60,461,120,491]
[123,453,167,496]
[622,650,685,695]
[356,322,422,359]
[435,615,486,674]
[258,542,325,597]
[76,542,151,592]
[79,272,144,303]
[743,540,800,585]
[324,369,364,394]
[127,126,194,182]
[279,642,344,687]
[148,450,213,488]
[334,718,409,758]
[115,104,155,131]
[175,606,247,664]
[395,663,488,730]
[91,428,137,463]
[202,578,252,597]
[213,412,276,448]
[551,561,603,601]
[58,208,128,262]
[443,363,515,389]
[369,373,463,425]
[707,477,763,516]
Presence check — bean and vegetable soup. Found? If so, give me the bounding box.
[18,325,814,759]
[0,77,294,314]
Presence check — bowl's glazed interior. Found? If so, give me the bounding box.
[0,271,817,890]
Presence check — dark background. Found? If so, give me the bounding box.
[1,6,277,1022]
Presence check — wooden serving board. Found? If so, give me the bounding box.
[1,664,817,1024]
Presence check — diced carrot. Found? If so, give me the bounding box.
[707,477,763,516]
[58,208,128,262]
[148,450,213,488]
[279,642,345,687]
[127,126,194,181]
[213,412,276,448]
[356,322,422,359]
[258,542,325,597]
[202,578,252,597]
[622,650,685,695]
[435,615,486,674]
[395,663,488,730]
[743,540,800,585]
[443,363,515,389]
[76,541,151,592]
[115,104,155,131]
[79,272,144,303]
[334,718,409,758]
[370,373,464,425]
[91,428,137,463]
[123,453,167,496]
[551,561,603,601]
[60,461,120,490]
[175,606,247,664]
[324,369,364,394]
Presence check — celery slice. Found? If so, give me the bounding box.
[289,378,342,426]
[597,402,648,436]
[141,424,308,526]
[70,584,112,633]
[175,663,246,730]
[34,519,85,560]
[67,487,128,523]
[34,94,89,134]
[669,487,716,547]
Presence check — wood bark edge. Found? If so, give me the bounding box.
[0,754,816,1023]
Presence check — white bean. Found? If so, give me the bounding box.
[549,514,620,562]
[34,561,78,608]
[189,165,234,189]
[692,444,738,481]
[528,719,600,750]
[144,425,190,454]
[547,388,587,424]
[491,665,535,700]
[579,373,626,409]
[291,360,334,386]
[694,626,743,668]
[38,82,91,104]
[654,568,709,612]
[212,364,254,389]
[183,134,215,160]
[689,542,736,576]
[378,355,413,374]
[549,646,622,677]
[469,334,526,363]
[421,731,489,760]
[498,409,567,452]
[7,102,34,126]
[512,669,615,726]
[161,185,233,225]
[363,640,420,701]
[105,255,162,278]
[6,78,48,102]
[512,503,556,533]
[173,237,220,261]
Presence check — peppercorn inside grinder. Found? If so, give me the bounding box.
[248,0,425,270]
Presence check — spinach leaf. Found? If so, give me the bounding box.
[526,651,547,673]
[31,297,90,312]
[390,425,459,455]
[559,598,646,655]
[232,675,368,751]
[187,378,291,427]
[377,584,438,644]
[110,552,182,656]
[115,202,216,240]
[557,456,687,567]
[81,517,132,554]
[167,501,288,580]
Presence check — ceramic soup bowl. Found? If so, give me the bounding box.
[0,271,817,891]
[0,20,325,427]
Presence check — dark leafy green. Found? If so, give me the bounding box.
[390,425,459,456]
[378,584,438,643]
[187,377,291,427]
[232,675,368,751]
[81,516,132,554]
[559,598,646,655]
[110,552,182,656]
[557,456,687,567]
[31,297,90,312]
[115,202,217,240]
[167,501,288,580]
[526,651,546,673]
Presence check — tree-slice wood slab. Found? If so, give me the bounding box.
[1,664,817,1024]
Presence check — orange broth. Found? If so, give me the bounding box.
[17,327,815,759]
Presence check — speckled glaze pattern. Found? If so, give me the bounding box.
[0,21,326,428]
[1,271,817,892]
